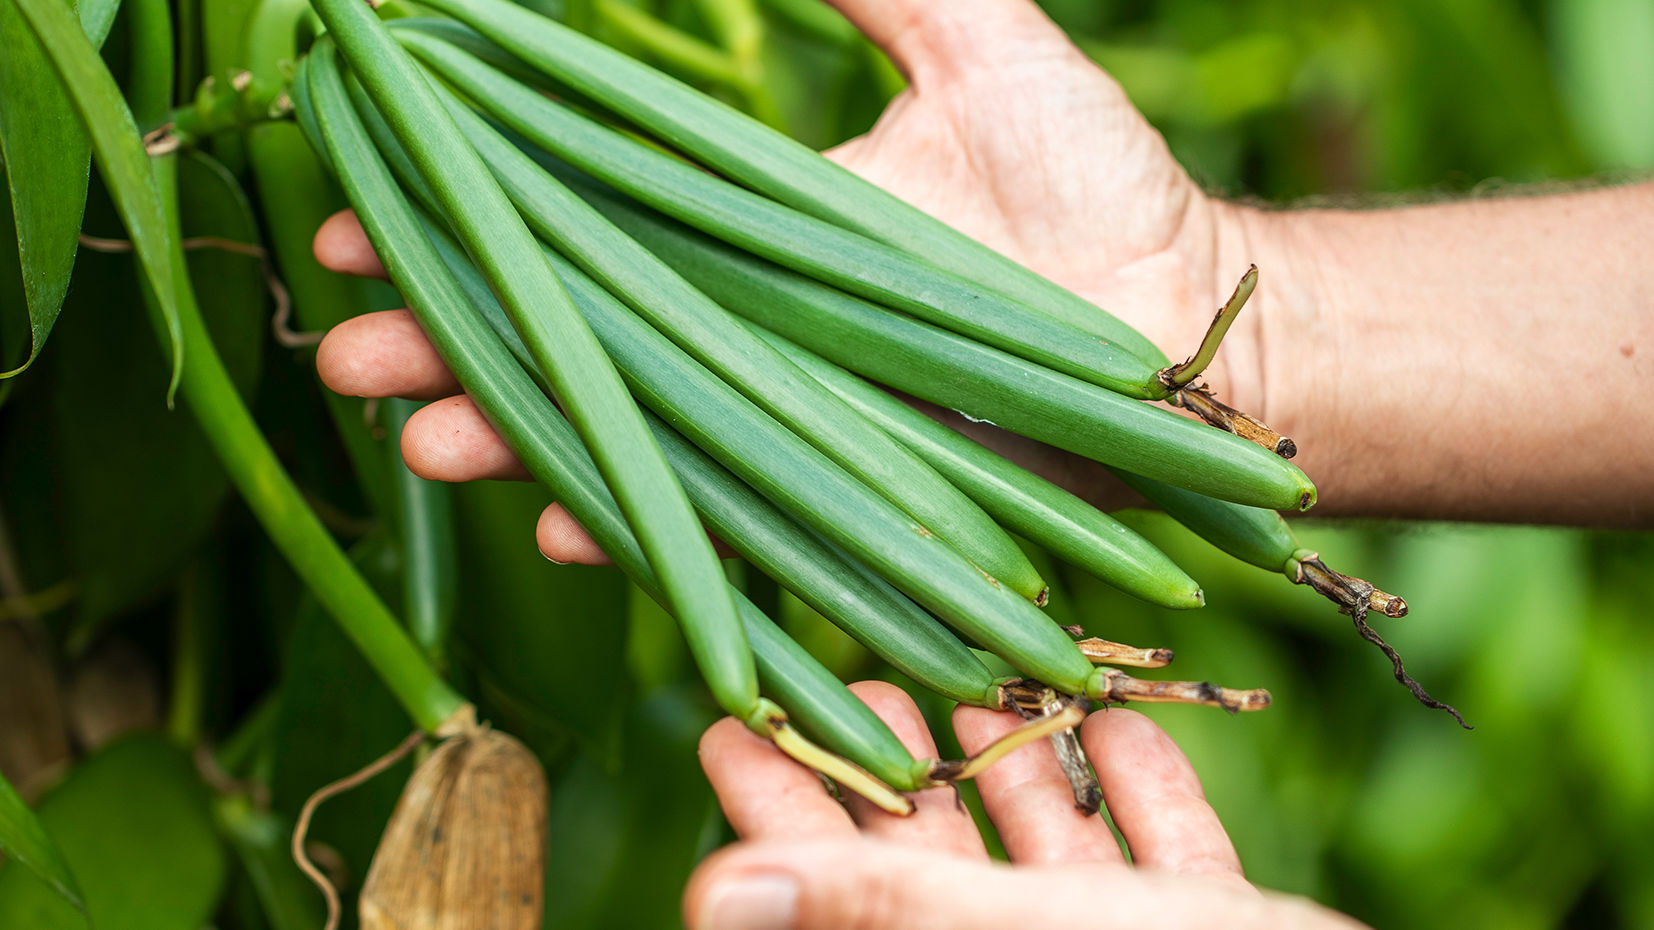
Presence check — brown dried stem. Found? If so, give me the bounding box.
[1090,668,1271,713]
[1173,384,1298,460]
[1006,682,1100,815]
[1292,555,1469,728]
[1074,637,1174,668]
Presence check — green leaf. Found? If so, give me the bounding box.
[0,768,83,912]
[55,151,264,639]
[0,0,90,378]
[8,0,184,401]
[0,733,228,930]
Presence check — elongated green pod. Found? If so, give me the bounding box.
[302,13,756,722]
[403,0,1169,364]
[297,53,927,791]
[1110,470,1298,575]
[395,28,1164,399]
[426,228,1004,709]
[387,398,458,667]
[567,183,1318,512]
[353,59,1046,604]
[757,328,1205,610]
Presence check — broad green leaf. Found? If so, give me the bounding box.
[0,0,90,378]
[0,768,83,911]
[0,733,228,930]
[55,152,264,638]
[9,0,183,400]
[450,481,630,761]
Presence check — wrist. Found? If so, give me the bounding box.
[1207,199,1354,509]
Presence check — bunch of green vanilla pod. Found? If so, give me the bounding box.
[292,0,1461,814]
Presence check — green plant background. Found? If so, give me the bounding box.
[1,0,1651,928]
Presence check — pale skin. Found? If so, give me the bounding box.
[309,0,1654,926]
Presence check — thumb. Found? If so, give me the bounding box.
[683,838,1364,930]
[684,839,1038,930]
[823,0,1078,82]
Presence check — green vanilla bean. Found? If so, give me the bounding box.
[297,50,927,793]
[361,59,1047,604]
[402,0,1170,364]
[304,9,759,723]
[395,29,1164,400]
[564,181,1318,512]
[428,230,1003,709]
[755,328,1206,610]
[387,398,458,668]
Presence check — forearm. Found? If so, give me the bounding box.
[1218,182,1654,527]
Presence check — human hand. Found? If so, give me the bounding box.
[686,680,1364,930]
[313,0,1257,560]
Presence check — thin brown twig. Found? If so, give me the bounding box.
[292,729,425,930]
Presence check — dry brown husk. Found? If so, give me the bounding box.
[358,727,548,930]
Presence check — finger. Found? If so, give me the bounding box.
[313,209,388,279]
[953,703,1124,865]
[400,394,530,482]
[533,503,737,566]
[684,838,1355,930]
[534,503,614,566]
[317,310,463,400]
[698,718,859,842]
[841,682,985,857]
[1082,709,1247,882]
[823,0,1075,81]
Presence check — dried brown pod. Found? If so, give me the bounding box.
[358,724,549,930]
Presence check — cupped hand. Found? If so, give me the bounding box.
[685,681,1363,930]
[313,0,1260,563]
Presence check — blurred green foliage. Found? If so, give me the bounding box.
[0,0,1650,928]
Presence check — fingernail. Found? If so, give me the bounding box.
[542,552,568,565]
[696,873,799,930]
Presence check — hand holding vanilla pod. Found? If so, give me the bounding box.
[285,0,1506,812]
